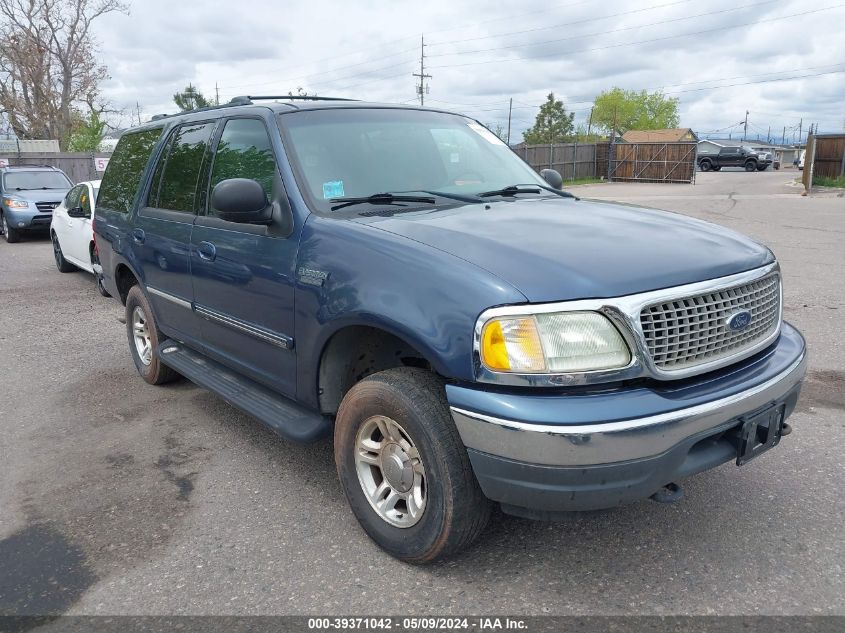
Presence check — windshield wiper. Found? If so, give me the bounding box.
[330,192,436,211]
[404,190,485,204]
[480,183,578,200]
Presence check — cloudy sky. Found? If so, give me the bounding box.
[95,0,845,143]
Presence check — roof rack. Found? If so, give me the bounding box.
[1,163,58,169]
[230,95,357,105]
[145,94,357,123]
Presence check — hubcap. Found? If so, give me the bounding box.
[131,306,153,366]
[52,235,62,264]
[355,415,426,528]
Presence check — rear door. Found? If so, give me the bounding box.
[134,120,216,342]
[190,116,299,397]
[720,147,742,166]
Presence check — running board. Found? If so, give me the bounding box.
[156,340,332,443]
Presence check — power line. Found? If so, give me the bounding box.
[427,0,699,50]
[428,4,845,69]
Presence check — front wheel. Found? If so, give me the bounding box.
[125,285,180,385]
[52,232,77,272]
[334,367,491,563]
[2,214,20,243]
[745,161,757,172]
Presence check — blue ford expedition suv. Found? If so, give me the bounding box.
[95,97,806,562]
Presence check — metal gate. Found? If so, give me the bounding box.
[609,142,697,183]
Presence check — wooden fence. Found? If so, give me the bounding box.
[513,142,603,181]
[0,152,112,184]
[513,140,695,183]
[608,142,697,183]
[808,134,845,181]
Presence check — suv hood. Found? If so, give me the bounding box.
[355,197,773,302]
[6,189,67,203]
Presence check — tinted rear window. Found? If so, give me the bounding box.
[98,128,163,214]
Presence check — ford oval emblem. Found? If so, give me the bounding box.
[726,310,752,331]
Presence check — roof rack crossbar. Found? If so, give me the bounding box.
[232,95,357,104]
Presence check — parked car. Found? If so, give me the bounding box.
[798,150,806,170]
[1,165,72,243]
[697,146,762,172]
[50,179,109,296]
[754,151,775,171]
[95,98,806,562]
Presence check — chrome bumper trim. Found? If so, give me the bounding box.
[451,350,806,466]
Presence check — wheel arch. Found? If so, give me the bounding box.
[315,322,443,415]
[114,262,141,305]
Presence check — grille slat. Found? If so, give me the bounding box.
[35,201,59,213]
[640,274,781,371]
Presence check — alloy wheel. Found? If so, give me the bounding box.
[131,306,153,365]
[355,415,426,528]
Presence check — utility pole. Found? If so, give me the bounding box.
[506,98,513,145]
[782,126,786,145]
[767,125,771,143]
[135,101,142,126]
[587,107,593,136]
[742,110,749,141]
[412,35,431,106]
[798,118,803,144]
[215,83,220,106]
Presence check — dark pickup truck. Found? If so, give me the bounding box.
[698,146,769,172]
[95,97,806,562]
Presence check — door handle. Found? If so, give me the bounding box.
[132,228,145,244]
[197,241,217,262]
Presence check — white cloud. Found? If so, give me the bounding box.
[93,0,845,140]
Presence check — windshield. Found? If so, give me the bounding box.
[4,171,71,190]
[278,108,545,214]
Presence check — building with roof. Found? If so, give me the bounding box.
[621,128,698,143]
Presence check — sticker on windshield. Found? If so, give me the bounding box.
[467,122,506,146]
[322,180,345,199]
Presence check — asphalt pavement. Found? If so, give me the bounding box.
[0,168,842,616]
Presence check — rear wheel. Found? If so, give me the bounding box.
[334,367,491,563]
[745,161,757,172]
[125,285,180,385]
[51,232,77,272]
[699,160,711,172]
[2,214,20,243]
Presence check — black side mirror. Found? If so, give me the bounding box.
[67,206,87,218]
[540,169,563,190]
[210,178,271,224]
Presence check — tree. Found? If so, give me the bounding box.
[66,109,107,152]
[173,84,211,111]
[0,0,127,148]
[487,122,508,142]
[591,88,680,135]
[523,93,575,145]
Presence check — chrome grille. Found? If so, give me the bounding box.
[640,274,781,371]
[35,201,59,212]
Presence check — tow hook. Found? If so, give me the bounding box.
[650,482,684,504]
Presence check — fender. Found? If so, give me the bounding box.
[293,215,527,409]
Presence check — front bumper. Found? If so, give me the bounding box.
[447,322,806,515]
[3,206,52,230]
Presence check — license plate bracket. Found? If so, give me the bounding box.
[732,404,786,466]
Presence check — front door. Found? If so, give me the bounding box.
[134,120,215,343]
[190,116,298,397]
[65,183,95,266]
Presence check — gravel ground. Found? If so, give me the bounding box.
[0,168,842,617]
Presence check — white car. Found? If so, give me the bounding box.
[798,150,806,170]
[50,179,109,296]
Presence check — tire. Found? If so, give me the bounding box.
[125,285,180,385]
[699,160,711,172]
[2,214,20,243]
[712,166,722,172]
[745,161,757,172]
[334,367,491,563]
[51,232,77,272]
[96,273,111,297]
[757,165,767,171]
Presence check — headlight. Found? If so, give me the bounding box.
[480,311,631,374]
[3,198,29,208]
